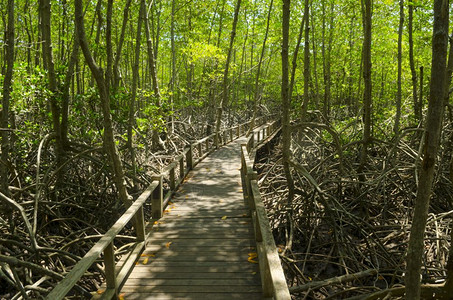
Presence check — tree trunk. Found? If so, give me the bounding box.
[170,0,177,134]
[74,0,131,207]
[40,0,63,161]
[289,8,305,104]
[393,0,404,135]
[143,0,165,151]
[281,0,295,204]
[215,0,242,146]
[1,0,15,198]
[301,0,310,117]
[113,0,133,92]
[248,0,273,135]
[358,0,372,181]
[128,0,146,190]
[442,31,453,300]
[405,1,449,298]
[408,2,419,124]
[61,37,79,149]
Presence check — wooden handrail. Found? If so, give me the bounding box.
[46,114,274,299]
[240,120,290,300]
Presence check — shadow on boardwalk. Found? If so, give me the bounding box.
[120,137,264,300]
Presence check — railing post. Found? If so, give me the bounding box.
[135,206,146,242]
[151,175,163,219]
[186,144,193,170]
[179,156,185,178]
[237,126,240,138]
[198,143,202,159]
[104,241,118,298]
[205,139,209,153]
[169,166,176,190]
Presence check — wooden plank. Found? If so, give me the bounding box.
[129,261,257,268]
[127,271,259,279]
[128,265,259,273]
[135,254,252,263]
[145,238,256,247]
[148,228,253,235]
[123,278,261,286]
[121,292,264,300]
[120,285,261,293]
[144,245,256,253]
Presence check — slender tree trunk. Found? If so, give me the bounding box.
[405,1,449,298]
[301,0,310,117]
[321,0,332,118]
[113,0,133,92]
[143,0,165,151]
[310,9,320,110]
[408,2,419,124]
[442,32,453,299]
[128,0,146,190]
[281,0,295,204]
[40,0,63,161]
[61,37,79,149]
[215,0,242,146]
[75,0,131,207]
[419,66,424,120]
[248,0,273,135]
[393,0,404,135]
[289,9,305,103]
[1,0,14,197]
[358,0,372,180]
[170,0,176,134]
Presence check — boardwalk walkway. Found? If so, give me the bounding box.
[120,137,263,299]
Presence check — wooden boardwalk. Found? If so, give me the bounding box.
[120,137,264,299]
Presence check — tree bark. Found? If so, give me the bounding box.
[215,0,242,146]
[74,0,131,207]
[112,0,132,92]
[143,0,165,151]
[170,0,176,134]
[281,0,295,204]
[128,0,146,189]
[40,0,63,162]
[1,0,15,198]
[358,0,372,181]
[301,0,310,117]
[408,2,420,124]
[405,1,449,298]
[393,0,404,135]
[248,0,273,135]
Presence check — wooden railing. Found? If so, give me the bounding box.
[241,120,291,300]
[45,115,273,300]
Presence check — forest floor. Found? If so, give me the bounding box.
[255,125,452,299]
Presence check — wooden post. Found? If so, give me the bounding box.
[236,126,240,138]
[215,133,219,148]
[198,143,202,159]
[151,175,163,219]
[247,171,258,209]
[135,206,146,242]
[230,128,233,142]
[179,156,185,178]
[186,144,193,170]
[223,130,227,145]
[205,139,209,153]
[169,166,176,190]
[104,241,118,298]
